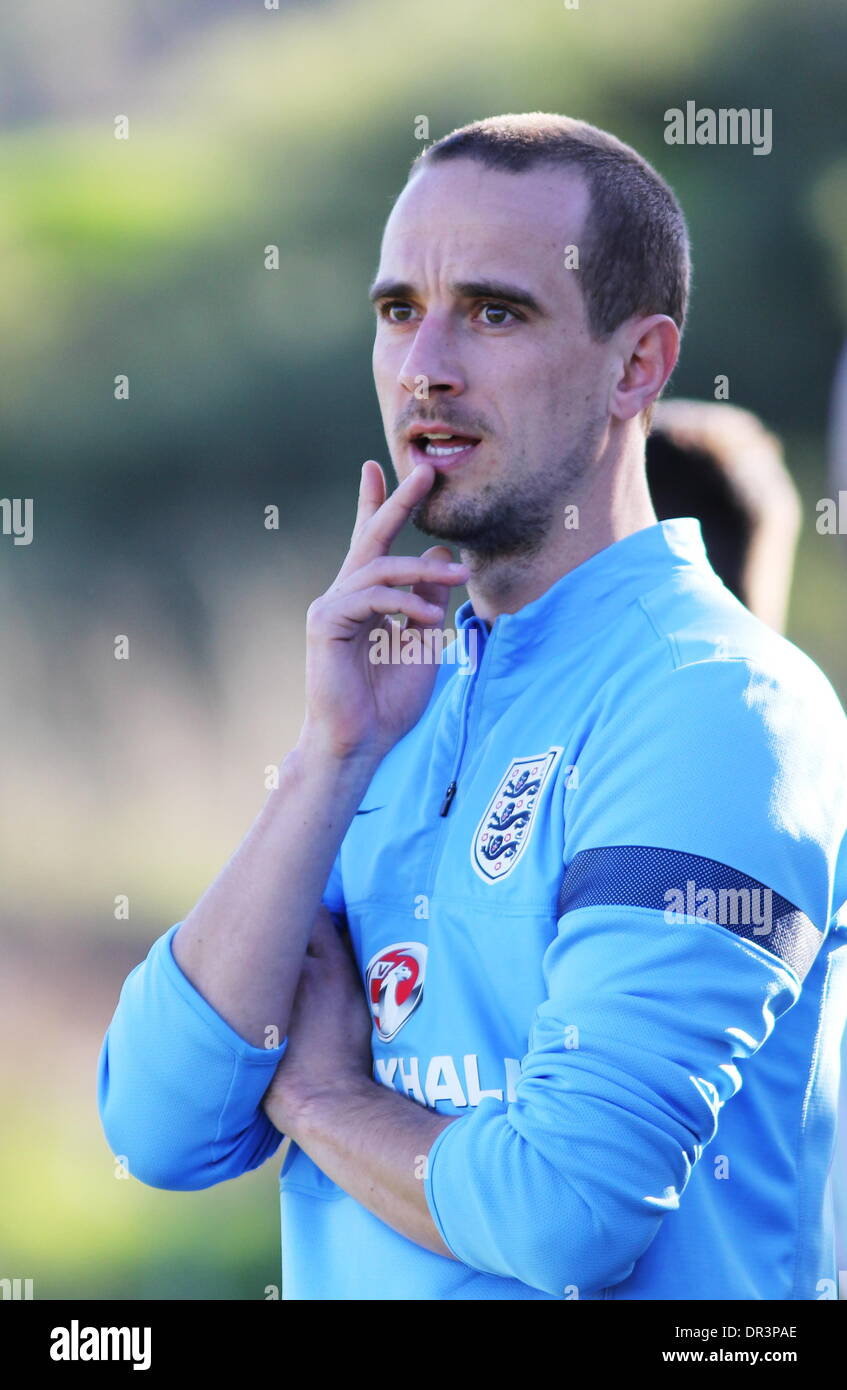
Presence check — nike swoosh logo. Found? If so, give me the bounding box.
[355,805,385,815]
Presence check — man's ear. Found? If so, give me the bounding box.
[609,314,680,425]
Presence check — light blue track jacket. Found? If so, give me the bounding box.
[98,518,847,1300]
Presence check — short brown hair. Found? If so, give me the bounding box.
[409,113,691,432]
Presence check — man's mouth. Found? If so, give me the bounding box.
[409,432,481,466]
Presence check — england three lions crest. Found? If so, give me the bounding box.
[471,747,563,883]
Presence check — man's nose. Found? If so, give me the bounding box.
[398,314,465,396]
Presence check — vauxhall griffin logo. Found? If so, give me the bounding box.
[471,747,563,883]
[366,942,427,1041]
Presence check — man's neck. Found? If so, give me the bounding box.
[461,458,658,626]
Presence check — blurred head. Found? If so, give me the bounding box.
[370,113,690,560]
[828,339,847,530]
[646,399,802,632]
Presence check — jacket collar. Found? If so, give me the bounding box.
[454,517,716,659]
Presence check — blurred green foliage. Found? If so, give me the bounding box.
[2,0,846,513]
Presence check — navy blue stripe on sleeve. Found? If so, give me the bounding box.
[557,845,823,981]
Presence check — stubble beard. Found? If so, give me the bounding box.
[409,428,601,565]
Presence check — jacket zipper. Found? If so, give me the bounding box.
[439,620,490,816]
[437,667,473,816]
[420,620,493,902]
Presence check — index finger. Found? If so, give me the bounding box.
[339,460,436,580]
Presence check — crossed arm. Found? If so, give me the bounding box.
[261,908,458,1259]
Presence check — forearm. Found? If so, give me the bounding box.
[276,1077,459,1257]
[172,737,377,1047]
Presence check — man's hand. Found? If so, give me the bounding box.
[300,459,470,763]
[262,905,374,1134]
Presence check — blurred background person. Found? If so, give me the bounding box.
[647,398,802,633]
[828,340,847,512]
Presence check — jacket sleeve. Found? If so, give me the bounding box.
[97,850,347,1191]
[96,922,288,1190]
[423,655,847,1296]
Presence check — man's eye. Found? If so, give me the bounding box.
[380,302,416,323]
[477,302,517,326]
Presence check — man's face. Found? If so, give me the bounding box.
[370,157,616,560]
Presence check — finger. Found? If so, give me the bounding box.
[335,461,386,588]
[349,460,386,548]
[401,547,455,646]
[407,545,464,617]
[339,461,437,579]
[319,584,446,630]
[331,552,469,599]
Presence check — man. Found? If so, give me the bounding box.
[98,113,847,1301]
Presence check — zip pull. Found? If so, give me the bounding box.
[439,780,457,817]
